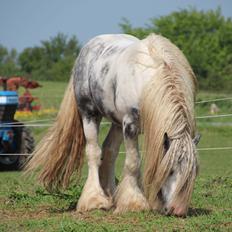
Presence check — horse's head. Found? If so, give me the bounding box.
[155,133,200,217]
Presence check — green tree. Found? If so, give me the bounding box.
[19,33,81,81]
[0,45,21,76]
[120,8,232,91]
[19,47,44,74]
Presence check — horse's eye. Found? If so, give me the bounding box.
[158,190,165,204]
[169,170,174,176]
[164,133,170,151]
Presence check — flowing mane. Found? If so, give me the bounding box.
[140,34,198,208]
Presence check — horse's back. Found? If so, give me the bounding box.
[73,34,141,124]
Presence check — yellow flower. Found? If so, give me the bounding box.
[15,108,58,120]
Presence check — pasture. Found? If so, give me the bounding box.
[0,81,232,231]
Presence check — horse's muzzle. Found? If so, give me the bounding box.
[163,205,187,217]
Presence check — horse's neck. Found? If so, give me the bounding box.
[117,41,163,94]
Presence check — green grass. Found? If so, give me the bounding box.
[18,81,67,110]
[1,151,232,232]
[196,91,232,125]
[0,81,232,231]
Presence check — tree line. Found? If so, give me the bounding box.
[0,8,231,91]
[0,33,80,82]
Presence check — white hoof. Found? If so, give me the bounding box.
[114,179,150,213]
[77,190,113,212]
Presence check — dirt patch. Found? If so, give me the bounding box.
[1,206,59,221]
[71,210,155,225]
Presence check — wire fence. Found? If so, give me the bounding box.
[196,113,232,119]
[15,95,232,103]
[196,97,232,104]
[1,96,232,155]
[2,146,232,156]
[1,112,232,128]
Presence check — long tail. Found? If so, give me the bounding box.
[24,76,86,190]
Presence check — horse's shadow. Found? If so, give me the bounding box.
[187,207,212,217]
[51,204,211,218]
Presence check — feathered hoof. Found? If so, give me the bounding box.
[114,193,150,214]
[114,200,150,214]
[76,193,113,212]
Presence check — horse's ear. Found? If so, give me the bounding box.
[164,132,170,152]
[193,133,201,145]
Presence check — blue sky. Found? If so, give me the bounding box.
[0,0,231,52]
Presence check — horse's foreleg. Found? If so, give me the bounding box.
[114,114,150,213]
[77,117,112,212]
[99,124,123,197]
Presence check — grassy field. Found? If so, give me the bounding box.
[0,81,232,231]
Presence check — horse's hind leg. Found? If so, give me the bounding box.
[114,114,150,213]
[99,124,123,197]
[77,116,112,212]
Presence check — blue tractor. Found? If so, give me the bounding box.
[0,91,34,170]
